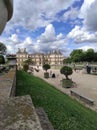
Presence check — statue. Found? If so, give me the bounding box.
[0,0,13,34]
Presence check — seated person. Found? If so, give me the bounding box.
[52,73,56,78]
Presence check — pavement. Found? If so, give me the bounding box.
[34,69,97,111]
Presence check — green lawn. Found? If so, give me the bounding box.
[16,71,97,130]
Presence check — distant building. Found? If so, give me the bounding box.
[6,54,16,66]
[47,50,64,65]
[16,48,29,69]
[29,53,45,66]
[16,48,65,70]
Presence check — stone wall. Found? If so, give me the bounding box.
[0,67,16,100]
[10,67,16,97]
[0,68,54,130]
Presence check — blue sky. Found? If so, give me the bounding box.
[0,0,97,56]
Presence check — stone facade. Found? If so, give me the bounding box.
[16,48,29,69]
[16,48,65,69]
[47,50,64,65]
[29,53,45,66]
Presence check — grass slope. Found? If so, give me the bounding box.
[16,71,97,130]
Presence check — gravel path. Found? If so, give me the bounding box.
[34,69,97,111]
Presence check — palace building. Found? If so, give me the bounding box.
[16,48,65,70]
[16,48,29,69]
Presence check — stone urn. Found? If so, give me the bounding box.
[0,0,13,34]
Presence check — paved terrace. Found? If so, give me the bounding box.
[34,69,97,111]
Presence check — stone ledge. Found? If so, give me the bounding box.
[36,108,54,130]
[0,95,43,130]
[0,68,16,100]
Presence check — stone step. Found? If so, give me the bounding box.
[0,95,43,130]
[36,108,54,130]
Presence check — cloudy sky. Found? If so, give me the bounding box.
[0,0,97,56]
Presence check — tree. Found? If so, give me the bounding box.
[70,49,83,62]
[23,58,34,72]
[69,48,97,63]
[63,57,72,64]
[23,64,29,72]
[60,66,73,79]
[24,58,34,65]
[85,49,95,62]
[43,64,50,72]
[0,42,7,54]
[0,55,5,64]
[94,52,97,62]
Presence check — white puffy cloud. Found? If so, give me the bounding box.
[79,0,97,32]
[9,34,19,43]
[3,0,97,56]
[38,24,56,43]
[23,37,33,46]
[66,0,97,52]
[0,34,34,54]
[4,0,77,33]
[68,26,97,43]
[0,34,19,53]
[37,24,68,53]
[6,45,14,53]
[63,7,79,21]
[78,45,97,52]
[56,33,64,40]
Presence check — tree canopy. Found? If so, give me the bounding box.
[0,42,7,54]
[60,66,73,79]
[43,64,50,72]
[70,49,84,62]
[65,48,97,63]
[0,55,5,64]
[24,58,34,65]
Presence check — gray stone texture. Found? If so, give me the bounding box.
[0,95,43,130]
[0,0,13,34]
[0,68,54,130]
[36,108,54,130]
[0,0,8,34]
[0,68,16,100]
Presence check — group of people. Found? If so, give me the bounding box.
[73,63,97,74]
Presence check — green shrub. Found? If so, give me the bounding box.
[60,66,73,79]
[0,55,5,64]
[43,64,50,72]
[23,64,29,72]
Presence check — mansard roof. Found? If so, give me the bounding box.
[30,52,44,56]
[17,48,28,54]
[16,48,64,57]
[48,50,62,55]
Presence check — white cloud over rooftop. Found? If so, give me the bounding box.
[0,0,97,56]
